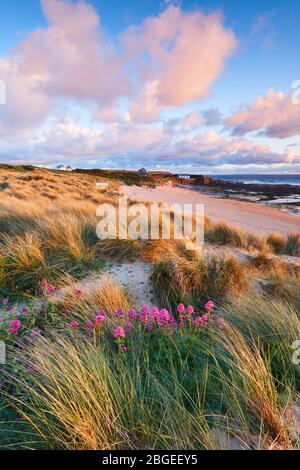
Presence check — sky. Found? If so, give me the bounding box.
[0,0,300,174]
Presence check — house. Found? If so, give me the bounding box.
[57,164,72,172]
[177,174,191,180]
[138,168,149,178]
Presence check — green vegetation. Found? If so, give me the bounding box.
[0,167,300,450]
[151,255,250,310]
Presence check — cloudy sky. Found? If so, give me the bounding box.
[0,0,300,173]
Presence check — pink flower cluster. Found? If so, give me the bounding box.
[95,311,106,330]
[70,310,107,333]
[114,327,126,339]
[110,301,220,344]
[67,300,223,341]
[41,280,56,295]
[8,320,21,335]
[61,293,228,357]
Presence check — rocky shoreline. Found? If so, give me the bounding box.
[185,177,300,214]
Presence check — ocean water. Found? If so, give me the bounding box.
[214,174,300,186]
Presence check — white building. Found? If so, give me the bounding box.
[178,174,191,180]
[57,164,72,172]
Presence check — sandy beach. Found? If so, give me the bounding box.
[123,185,300,237]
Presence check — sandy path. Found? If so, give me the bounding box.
[54,261,157,309]
[122,185,300,237]
[105,261,156,306]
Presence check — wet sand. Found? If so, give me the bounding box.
[122,185,300,237]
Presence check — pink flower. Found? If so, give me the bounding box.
[41,280,55,294]
[194,316,205,328]
[120,345,128,353]
[157,309,171,327]
[6,306,13,311]
[125,322,132,332]
[75,289,83,297]
[205,301,215,311]
[194,313,210,328]
[47,284,56,294]
[139,313,149,325]
[70,320,79,329]
[95,311,106,325]
[141,305,151,315]
[186,305,194,315]
[128,308,138,320]
[177,304,185,314]
[2,298,9,305]
[22,306,29,314]
[25,289,31,295]
[114,327,126,339]
[152,307,160,317]
[8,320,21,334]
[115,308,125,318]
[86,321,94,330]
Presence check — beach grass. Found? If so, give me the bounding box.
[1,167,300,450]
[151,255,250,310]
[1,295,299,450]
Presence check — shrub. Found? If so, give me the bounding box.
[206,221,267,252]
[285,234,300,257]
[267,233,286,255]
[267,270,300,309]
[151,255,249,310]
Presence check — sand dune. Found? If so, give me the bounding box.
[123,185,300,237]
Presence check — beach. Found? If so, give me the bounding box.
[122,185,300,237]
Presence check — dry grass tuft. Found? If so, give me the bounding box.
[248,253,286,273]
[56,276,131,321]
[285,234,300,257]
[267,233,286,255]
[216,326,291,447]
[97,239,143,262]
[151,255,250,309]
[206,221,268,252]
[0,232,52,290]
[266,270,300,308]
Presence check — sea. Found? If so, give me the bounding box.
[211,174,300,213]
[213,174,300,186]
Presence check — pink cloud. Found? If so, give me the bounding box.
[2,117,297,171]
[0,2,237,135]
[4,1,287,172]
[226,89,300,138]
[0,0,128,136]
[124,6,237,119]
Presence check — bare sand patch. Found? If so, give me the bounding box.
[122,185,300,237]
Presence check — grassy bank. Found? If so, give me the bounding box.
[0,167,300,450]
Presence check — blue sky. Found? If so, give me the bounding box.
[0,0,300,173]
